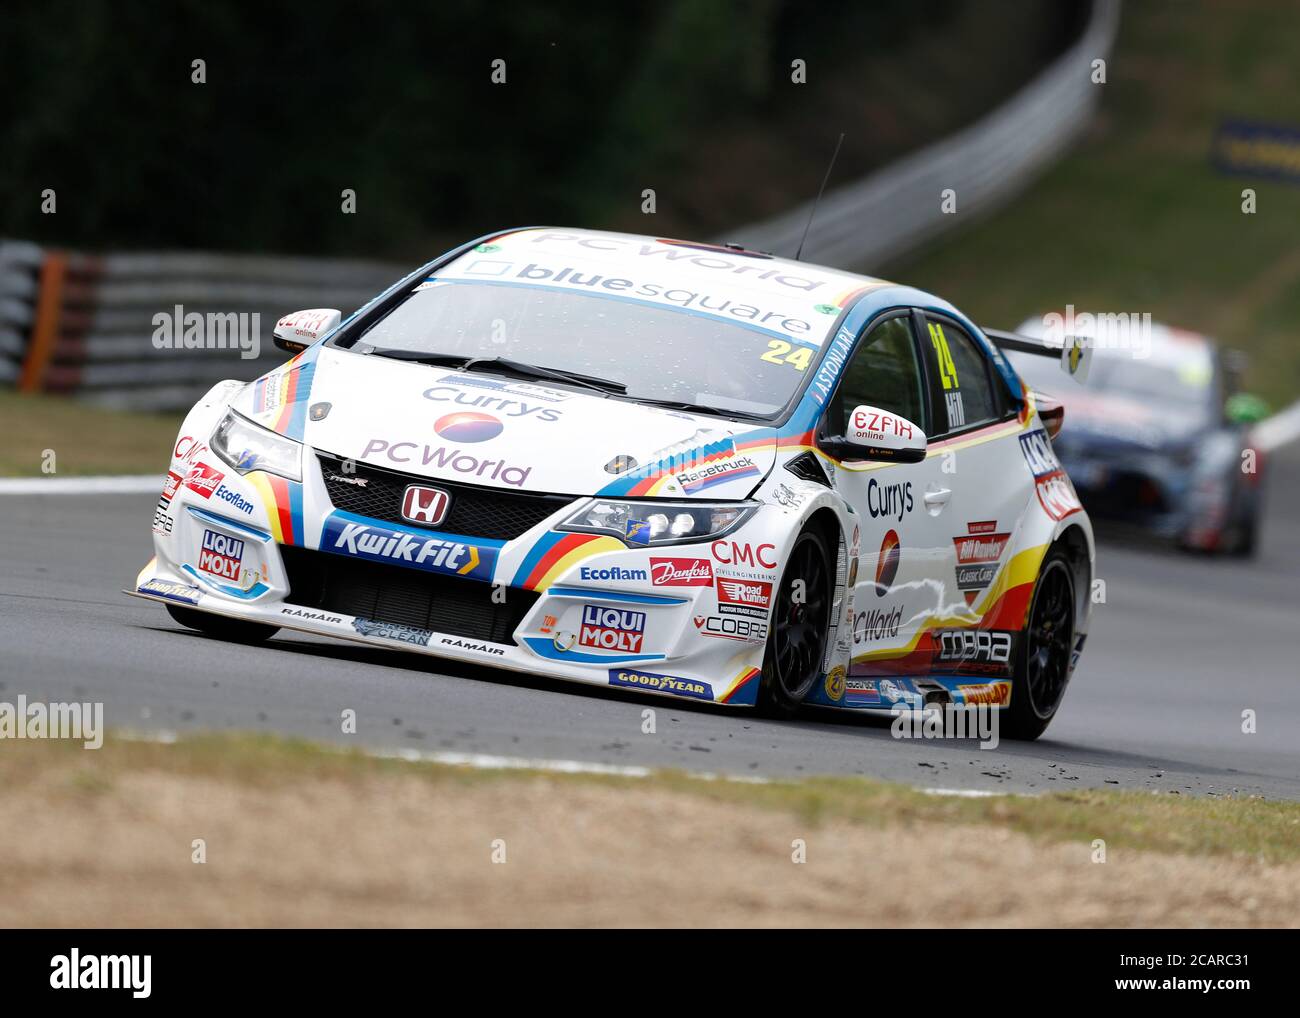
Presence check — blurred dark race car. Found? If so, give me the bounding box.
[1008,317,1269,556]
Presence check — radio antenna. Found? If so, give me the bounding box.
[794,132,845,262]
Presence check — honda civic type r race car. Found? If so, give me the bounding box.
[129,228,1095,739]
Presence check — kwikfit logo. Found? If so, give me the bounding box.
[334,522,469,570]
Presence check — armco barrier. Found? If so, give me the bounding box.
[3,1,1119,411]
[727,0,1121,267]
[6,247,403,411]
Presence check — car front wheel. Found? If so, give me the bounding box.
[757,528,833,716]
[166,604,280,644]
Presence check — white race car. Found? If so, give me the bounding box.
[129,228,1095,738]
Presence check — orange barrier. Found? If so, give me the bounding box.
[18,251,67,393]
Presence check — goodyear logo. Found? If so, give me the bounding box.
[608,668,713,701]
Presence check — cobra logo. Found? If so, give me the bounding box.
[875,529,900,596]
[434,411,503,443]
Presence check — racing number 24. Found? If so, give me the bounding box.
[761,339,813,370]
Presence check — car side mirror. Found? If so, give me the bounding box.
[820,404,927,463]
[273,308,342,354]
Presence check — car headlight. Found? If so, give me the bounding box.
[210,410,303,482]
[559,499,758,547]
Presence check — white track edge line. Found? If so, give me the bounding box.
[0,474,161,494]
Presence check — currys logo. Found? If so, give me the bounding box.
[434,411,503,444]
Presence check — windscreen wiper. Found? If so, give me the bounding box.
[460,356,627,395]
[366,350,626,395]
[368,349,468,367]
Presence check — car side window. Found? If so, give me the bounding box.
[922,317,999,436]
[827,315,925,437]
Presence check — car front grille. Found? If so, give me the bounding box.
[280,544,538,645]
[317,453,575,540]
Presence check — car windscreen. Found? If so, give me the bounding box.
[348,279,816,419]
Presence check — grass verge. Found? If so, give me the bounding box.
[0,392,179,477]
[1,731,1296,927]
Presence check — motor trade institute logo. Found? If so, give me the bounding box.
[715,577,772,619]
[875,529,900,596]
[401,484,450,527]
[434,411,503,444]
[953,521,1009,606]
[649,557,713,586]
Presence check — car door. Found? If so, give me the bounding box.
[914,311,1032,631]
[816,311,956,675]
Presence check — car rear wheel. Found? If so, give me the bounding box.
[757,528,832,716]
[1005,547,1075,740]
[165,604,280,644]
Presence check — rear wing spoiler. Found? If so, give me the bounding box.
[983,327,1092,383]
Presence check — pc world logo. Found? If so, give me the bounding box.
[401,485,450,526]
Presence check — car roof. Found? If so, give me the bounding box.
[434,227,907,348]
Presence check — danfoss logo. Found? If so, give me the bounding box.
[649,557,713,586]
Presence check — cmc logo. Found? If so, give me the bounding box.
[711,541,777,570]
[875,529,900,596]
[401,484,450,526]
[434,411,503,444]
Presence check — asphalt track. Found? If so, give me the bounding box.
[2,443,1298,798]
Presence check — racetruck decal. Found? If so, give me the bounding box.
[320,511,500,582]
[600,432,775,498]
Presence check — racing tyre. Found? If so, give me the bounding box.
[757,528,832,716]
[165,604,280,644]
[1226,501,1260,558]
[1005,546,1075,740]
